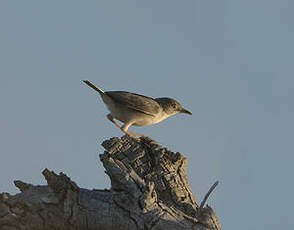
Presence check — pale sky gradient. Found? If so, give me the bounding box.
[1,1,293,229]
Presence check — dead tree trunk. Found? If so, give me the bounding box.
[0,136,221,230]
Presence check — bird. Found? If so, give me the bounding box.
[83,80,192,139]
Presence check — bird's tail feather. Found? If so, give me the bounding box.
[83,80,104,95]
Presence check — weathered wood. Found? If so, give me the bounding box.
[0,136,221,230]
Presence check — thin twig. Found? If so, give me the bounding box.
[200,181,219,209]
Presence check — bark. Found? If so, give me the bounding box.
[0,136,221,230]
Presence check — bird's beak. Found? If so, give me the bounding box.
[181,109,192,115]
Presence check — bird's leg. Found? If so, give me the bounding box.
[120,123,137,139]
[107,114,121,129]
[120,123,145,141]
[107,114,144,140]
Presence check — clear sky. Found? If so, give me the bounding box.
[0,1,293,229]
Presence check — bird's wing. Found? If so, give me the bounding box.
[105,91,161,117]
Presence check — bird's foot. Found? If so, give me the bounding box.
[121,133,141,142]
[121,134,153,148]
[128,133,143,142]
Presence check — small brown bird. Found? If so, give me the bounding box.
[83,80,192,139]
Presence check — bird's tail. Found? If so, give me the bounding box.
[83,80,105,95]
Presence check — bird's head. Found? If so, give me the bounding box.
[155,97,192,116]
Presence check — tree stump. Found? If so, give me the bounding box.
[0,136,221,230]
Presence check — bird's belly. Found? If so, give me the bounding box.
[132,117,157,126]
[117,112,156,126]
[133,113,168,126]
[110,106,161,126]
[103,96,166,127]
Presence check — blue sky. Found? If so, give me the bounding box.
[1,1,293,229]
